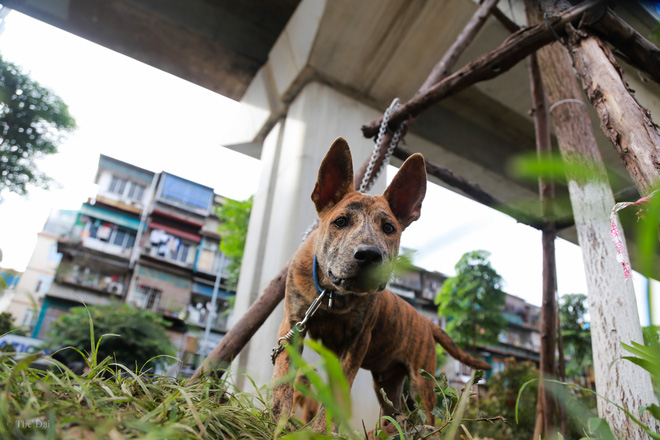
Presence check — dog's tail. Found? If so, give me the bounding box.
[431,322,492,371]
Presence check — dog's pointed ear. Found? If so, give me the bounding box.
[312,138,354,215]
[383,153,426,229]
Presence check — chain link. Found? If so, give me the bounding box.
[359,98,406,193]
[271,288,327,364]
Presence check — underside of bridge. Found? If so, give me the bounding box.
[5,0,658,245]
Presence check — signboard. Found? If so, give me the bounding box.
[0,334,49,355]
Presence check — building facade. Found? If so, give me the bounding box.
[24,155,235,374]
[389,263,541,389]
[3,210,76,330]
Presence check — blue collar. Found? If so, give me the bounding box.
[313,254,335,303]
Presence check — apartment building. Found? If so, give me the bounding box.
[389,264,541,388]
[4,210,76,330]
[26,155,235,374]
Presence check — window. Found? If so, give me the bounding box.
[34,275,53,295]
[145,287,161,310]
[111,229,136,248]
[127,182,145,201]
[109,175,146,202]
[46,243,62,263]
[21,308,36,327]
[159,174,213,213]
[492,361,505,374]
[172,243,191,264]
[109,176,127,195]
[133,284,162,311]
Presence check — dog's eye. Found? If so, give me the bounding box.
[333,216,348,228]
[382,223,396,235]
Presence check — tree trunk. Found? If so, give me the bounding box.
[529,51,557,440]
[566,25,660,196]
[527,2,657,438]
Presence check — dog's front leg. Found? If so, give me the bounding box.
[271,317,303,420]
[310,332,372,432]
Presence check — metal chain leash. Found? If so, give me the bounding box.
[274,99,406,363]
[300,98,405,243]
[270,288,326,364]
[359,98,406,193]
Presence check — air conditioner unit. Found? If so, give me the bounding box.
[109,282,123,294]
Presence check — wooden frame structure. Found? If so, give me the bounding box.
[194,1,660,437]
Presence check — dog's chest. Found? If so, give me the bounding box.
[304,302,375,354]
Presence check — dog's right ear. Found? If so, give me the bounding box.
[312,137,354,215]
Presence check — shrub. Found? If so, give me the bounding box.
[46,303,176,371]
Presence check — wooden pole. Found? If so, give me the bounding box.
[528,50,557,440]
[566,24,660,196]
[419,0,502,92]
[526,1,657,437]
[555,291,567,434]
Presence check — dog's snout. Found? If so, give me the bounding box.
[354,246,383,266]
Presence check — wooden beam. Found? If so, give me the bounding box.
[355,0,502,188]
[420,0,502,91]
[392,146,573,230]
[361,1,604,139]
[590,9,660,85]
[566,25,660,196]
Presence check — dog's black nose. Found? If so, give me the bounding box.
[354,246,383,266]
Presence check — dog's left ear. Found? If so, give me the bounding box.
[312,137,355,215]
[383,153,427,229]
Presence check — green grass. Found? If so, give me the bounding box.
[0,351,286,439]
[0,337,490,440]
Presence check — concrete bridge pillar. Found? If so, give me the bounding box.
[232,80,385,425]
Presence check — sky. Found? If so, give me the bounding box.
[0,11,654,325]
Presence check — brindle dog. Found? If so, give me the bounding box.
[271,137,490,430]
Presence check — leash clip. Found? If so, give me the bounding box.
[270,289,326,364]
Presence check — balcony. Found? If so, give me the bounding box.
[129,286,187,319]
[185,289,233,332]
[143,244,195,269]
[55,263,126,296]
[68,209,138,260]
[185,305,231,332]
[80,236,132,259]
